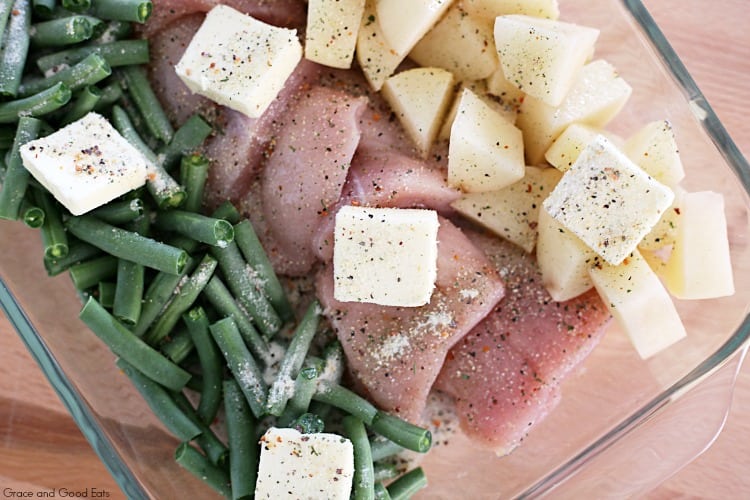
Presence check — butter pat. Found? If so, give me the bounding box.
[543,135,674,265]
[256,427,354,499]
[19,112,149,216]
[334,205,439,307]
[175,5,302,118]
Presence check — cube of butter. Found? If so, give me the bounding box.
[256,427,354,499]
[333,205,439,307]
[19,112,149,216]
[543,135,674,265]
[175,5,302,118]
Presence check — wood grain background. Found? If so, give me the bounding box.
[1,0,748,497]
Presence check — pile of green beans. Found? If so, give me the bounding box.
[0,1,430,499]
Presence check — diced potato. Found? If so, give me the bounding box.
[623,120,685,187]
[375,0,453,57]
[662,191,734,299]
[409,4,498,82]
[638,185,685,251]
[381,67,454,158]
[356,0,404,90]
[589,250,687,359]
[463,0,560,20]
[439,80,516,141]
[485,65,526,114]
[543,135,674,265]
[544,123,600,171]
[448,88,525,192]
[493,15,599,107]
[305,0,366,69]
[536,207,600,301]
[451,166,562,252]
[516,59,632,165]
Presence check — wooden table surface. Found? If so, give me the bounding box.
[1,1,749,498]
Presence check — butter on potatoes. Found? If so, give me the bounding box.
[175,5,302,118]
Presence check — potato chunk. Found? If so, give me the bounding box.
[305,0,366,69]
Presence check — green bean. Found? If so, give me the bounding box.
[0,82,71,124]
[132,262,192,337]
[34,189,68,259]
[112,258,143,326]
[183,307,223,424]
[0,117,43,219]
[174,443,231,498]
[0,0,31,97]
[90,196,143,224]
[267,301,320,416]
[370,412,431,454]
[211,200,241,225]
[369,437,405,463]
[44,240,100,275]
[120,65,173,143]
[211,241,282,340]
[158,114,212,172]
[18,53,110,98]
[386,467,427,500]
[36,39,150,74]
[66,215,188,274]
[160,327,194,365]
[313,381,378,425]
[116,358,201,441]
[223,378,258,500]
[143,254,217,346]
[68,254,117,290]
[61,0,90,12]
[154,210,234,248]
[91,19,131,42]
[209,316,267,419]
[60,84,101,125]
[20,198,44,228]
[172,391,228,467]
[180,153,209,213]
[373,462,400,483]
[343,415,376,500]
[80,297,191,391]
[277,365,319,427]
[32,0,56,17]
[89,0,152,23]
[374,482,392,500]
[234,219,294,323]
[97,280,115,308]
[30,16,94,47]
[202,275,272,366]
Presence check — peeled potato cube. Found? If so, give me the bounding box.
[439,80,516,141]
[663,191,734,299]
[494,15,599,107]
[305,0,366,69]
[409,4,498,82]
[356,0,404,90]
[589,250,687,359]
[544,123,600,171]
[375,0,452,57]
[448,88,525,192]
[451,166,562,252]
[463,0,560,20]
[624,119,685,187]
[381,67,454,158]
[537,207,599,301]
[516,59,632,165]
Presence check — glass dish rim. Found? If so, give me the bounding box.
[1,0,749,498]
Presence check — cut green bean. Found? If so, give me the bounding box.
[209,317,267,419]
[183,307,223,424]
[277,365,319,427]
[143,254,217,346]
[89,0,152,23]
[80,297,191,391]
[154,210,234,248]
[91,19,131,41]
[19,196,44,228]
[313,381,378,425]
[97,280,115,308]
[120,64,173,143]
[132,263,192,337]
[30,16,94,47]
[267,301,320,416]
[158,114,212,172]
[343,415,376,500]
[234,218,294,323]
[68,254,117,290]
[60,84,101,125]
[18,53,110,98]
[0,0,31,97]
[370,412,431,454]
[180,153,209,213]
[90,196,143,224]
[211,200,241,225]
[0,117,43,219]
[374,482,392,500]
[211,241,282,339]
[61,0,90,12]
[44,240,100,275]
[36,39,150,74]
[202,275,272,365]
[172,391,228,467]
[174,443,231,498]
[34,189,68,259]
[113,258,144,326]
[160,327,194,364]
[66,215,188,275]
[386,467,427,500]
[116,358,201,441]
[0,81,72,124]
[373,462,400,483]
[369,437,405,463]
[223,378,258,500]
[32,0,57,17]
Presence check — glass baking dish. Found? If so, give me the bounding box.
[1,0,749,498]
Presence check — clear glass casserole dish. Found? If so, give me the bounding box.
[1,0,749,498]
